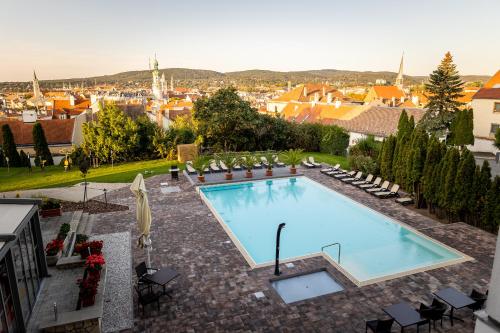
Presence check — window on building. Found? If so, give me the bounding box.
[0,260,17,333]
[491,124,500,135]
[494,102,500,113]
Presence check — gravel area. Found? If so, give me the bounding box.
[97,232,133,333]
[62,199,129,214]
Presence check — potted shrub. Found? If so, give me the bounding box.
[262,151,276,177]
[242,154,257,178]
[77,275,99,307]
[45,239,64,266]
[281,149,303,174]
[192,156,209,183]
[40,198,62,218]
[57,223,70,240]
[217,152,240,181]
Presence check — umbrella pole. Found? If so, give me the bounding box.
[144,235,153,273]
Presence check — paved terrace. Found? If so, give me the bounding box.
[88,167,496,332]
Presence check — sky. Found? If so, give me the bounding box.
[0,0,499,81]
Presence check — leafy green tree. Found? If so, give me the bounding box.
[423,137,445,213]
[482,176,500,233]
[320,125,349,155]
[82,103,139,162]
[439,147,460,220]
[1,124,21,167]
[405,127,428,207]
[449,108,474,147]
[193,87,259,151]
[32,122,54,166]
[453,149,476,221]
[421,52,464,135]
[379,135,396,181]
[134,116,159,159]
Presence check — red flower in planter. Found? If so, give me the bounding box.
[75,240,103,258]
[77,275,100,307]
[85,254,105,271]
[45,239,63,256]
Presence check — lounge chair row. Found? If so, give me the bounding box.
[185,157,286,175]
[302,156,322,168]
[320,165,400,198]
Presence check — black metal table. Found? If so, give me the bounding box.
[383,302,430,333]
[433,287,475,326]
[143,267,179,296]
[170,167,179,180]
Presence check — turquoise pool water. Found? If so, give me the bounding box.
[200,177,465,283]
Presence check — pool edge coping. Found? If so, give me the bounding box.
[197,176,475,288]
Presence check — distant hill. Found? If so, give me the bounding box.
[0,68,491,90]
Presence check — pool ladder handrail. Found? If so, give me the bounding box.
[321,242,341,264]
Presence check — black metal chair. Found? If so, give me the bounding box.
[135,262,158,289]
[467,289,488,312]
[135,285,162,316]
[365,318,394,333]
[418,299,448,329]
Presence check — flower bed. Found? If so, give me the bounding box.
[77,253,106,308]
[45,239,64,266]
[74,240,103,259]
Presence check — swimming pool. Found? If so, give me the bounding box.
[199,177,470,286]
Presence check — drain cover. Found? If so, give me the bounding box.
[271,270,343,304]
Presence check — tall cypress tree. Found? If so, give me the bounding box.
[422,136,444,212]
[406,126,428,207]
[453,148,476,222]
[421,52,464,135]
[482,176,500,233]
[394,116,415,186]
[442,147,460,220]
[1,124,21,167]
[32,122,54,166]
[380,135,396,181]
[449,108,474,147]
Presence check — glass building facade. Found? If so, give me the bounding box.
[0,200,48,333]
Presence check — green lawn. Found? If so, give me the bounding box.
[0,159,182,192]
[0,152,347,192]
[299,152,349,169]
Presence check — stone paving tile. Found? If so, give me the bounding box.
[88,167,496,333]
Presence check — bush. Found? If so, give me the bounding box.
[320,126,349,155]
[348,155,378,175]
[57,223,70,240]
[349,135,381,158]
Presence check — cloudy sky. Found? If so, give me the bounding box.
[1,0,498,81]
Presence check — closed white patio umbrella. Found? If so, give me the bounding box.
[130,173,153,269]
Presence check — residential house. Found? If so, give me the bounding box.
[468,70,500,154]
[363,86,406,107]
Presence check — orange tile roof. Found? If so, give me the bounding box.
[272,84,345,103]
[0,119,75,146]
[53,99,72,111]
[400,100,417,108]
[371,86,405,99]
[484,70,500,88]
[282,102,358,123]
[456,91,475,104]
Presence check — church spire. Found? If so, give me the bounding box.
[395,53,404,89]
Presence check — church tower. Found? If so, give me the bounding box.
[151,55,163,100]
[395,53,404,90]
[32,70,44,111]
